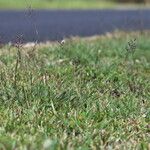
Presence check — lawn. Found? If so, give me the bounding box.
[0,0,116,9]
[0,31,150,149]
[0,0,149,10]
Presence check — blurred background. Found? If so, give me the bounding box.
[0,0,149,9]
[0,0,149,43]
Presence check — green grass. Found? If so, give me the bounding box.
[0,31,150,149]
[0,0,115,9]
[0,0,149,10]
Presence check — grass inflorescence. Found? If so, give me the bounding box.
[0,31,150,149]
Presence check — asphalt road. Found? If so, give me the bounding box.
[0,9,150,43]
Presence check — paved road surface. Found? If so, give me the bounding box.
[0,9,150,43]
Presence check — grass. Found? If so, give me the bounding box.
[0,31,150,149]
[0,0,116,9]
[0,0,149,10]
